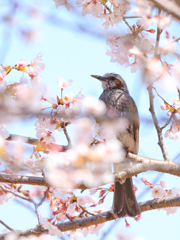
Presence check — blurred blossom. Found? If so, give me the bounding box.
[159,39,176,55]
[174,96,180,105]
[83,97,106,116]
[84,195,94,204]
[159,74,177,92]
[46,167,73,189]
[102,139,124,163]
[95,118,127,140]
[133,0,171,29]
[164,207,179,215]
[142,58,163,84]
[166,188,180,197]
[73,117,94,144]
[40,216,63,237]
[77,196,86,205]
[31,74,42,86]
[89,188,99,195]
[20,75,28,84]
[0,124,9,139]
[26,158,34,167]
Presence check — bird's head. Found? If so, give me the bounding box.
[91,73,129,93]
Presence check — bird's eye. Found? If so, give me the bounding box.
[111,76,115,80]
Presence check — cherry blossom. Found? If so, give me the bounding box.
[40,216,63,237]
[151,185,166,198]
[166,188,180,197]
[26,53,45,75]
[53,0,71,11]
[77,196,86,205]
[164,129,178,140]
[67,202,77,216]
[174,96,180,105]
[106,30,155,73]
[57,77,73,89]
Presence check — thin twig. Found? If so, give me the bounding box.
[65,213,81,227]
[37,187,50,207]
[79,205,105,220]
[154,10,163,57]
[103,3,112,14]
[175,37,180,42]
[0,220,14,231]
[123,18,134,34]
[161,113,174,130]
[63,123,72,147]
[0,184,31,202]
[152,86,180,114]
[0,184,42,226]
[123,16,141,19]
[176,85,180,100]
[148,85,170,160]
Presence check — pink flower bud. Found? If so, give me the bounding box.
[140,177,147,183]
[133,185,138,192]
[160,103,167,110]
[160,180,166,188]
[146,29,156,33]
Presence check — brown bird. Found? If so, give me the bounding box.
[91,73,141,218]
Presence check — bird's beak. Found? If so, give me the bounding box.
[91,75,105,81]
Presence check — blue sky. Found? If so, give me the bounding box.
[0,0,180,239]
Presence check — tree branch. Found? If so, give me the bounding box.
[148,85,170,160]
[151,0,180,20]
[1,196,179,239]
[0,220,14,231]
[115,152,180,181]
[1,153,180,188]
[154,9,163,58]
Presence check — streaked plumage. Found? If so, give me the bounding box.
[91,73,141,217]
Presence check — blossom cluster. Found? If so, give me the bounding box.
[160,96,180,140]
[106,27,156,73]
[141,178,180,215]
[0,53,46,140]
[53,0,131,30]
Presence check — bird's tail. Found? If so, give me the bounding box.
[113,177,141,218]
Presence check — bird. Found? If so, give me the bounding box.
[91,73,141,218]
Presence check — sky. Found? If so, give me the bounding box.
[0,0,180,240]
